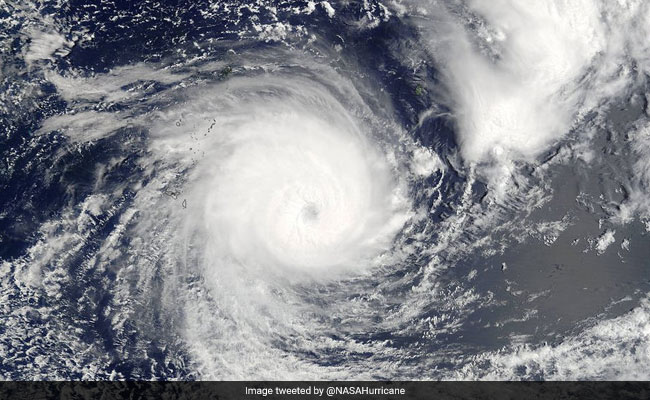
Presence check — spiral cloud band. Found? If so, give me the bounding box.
[64,63,426,378]
[172,79,412,277]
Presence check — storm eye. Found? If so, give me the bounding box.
[301,202,320,221]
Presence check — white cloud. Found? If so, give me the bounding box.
[454,296,650,380]
[400,1,650,164]
[411,147,444,176]
[596,230,616,254]
[22,15,73,68]
[321,1,336,18]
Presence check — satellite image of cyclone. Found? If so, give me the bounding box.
[1,0,650,381]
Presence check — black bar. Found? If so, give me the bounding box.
[1,381,650,400]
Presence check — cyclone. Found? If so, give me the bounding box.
[177,78,410,276]
[2,0,650,381]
